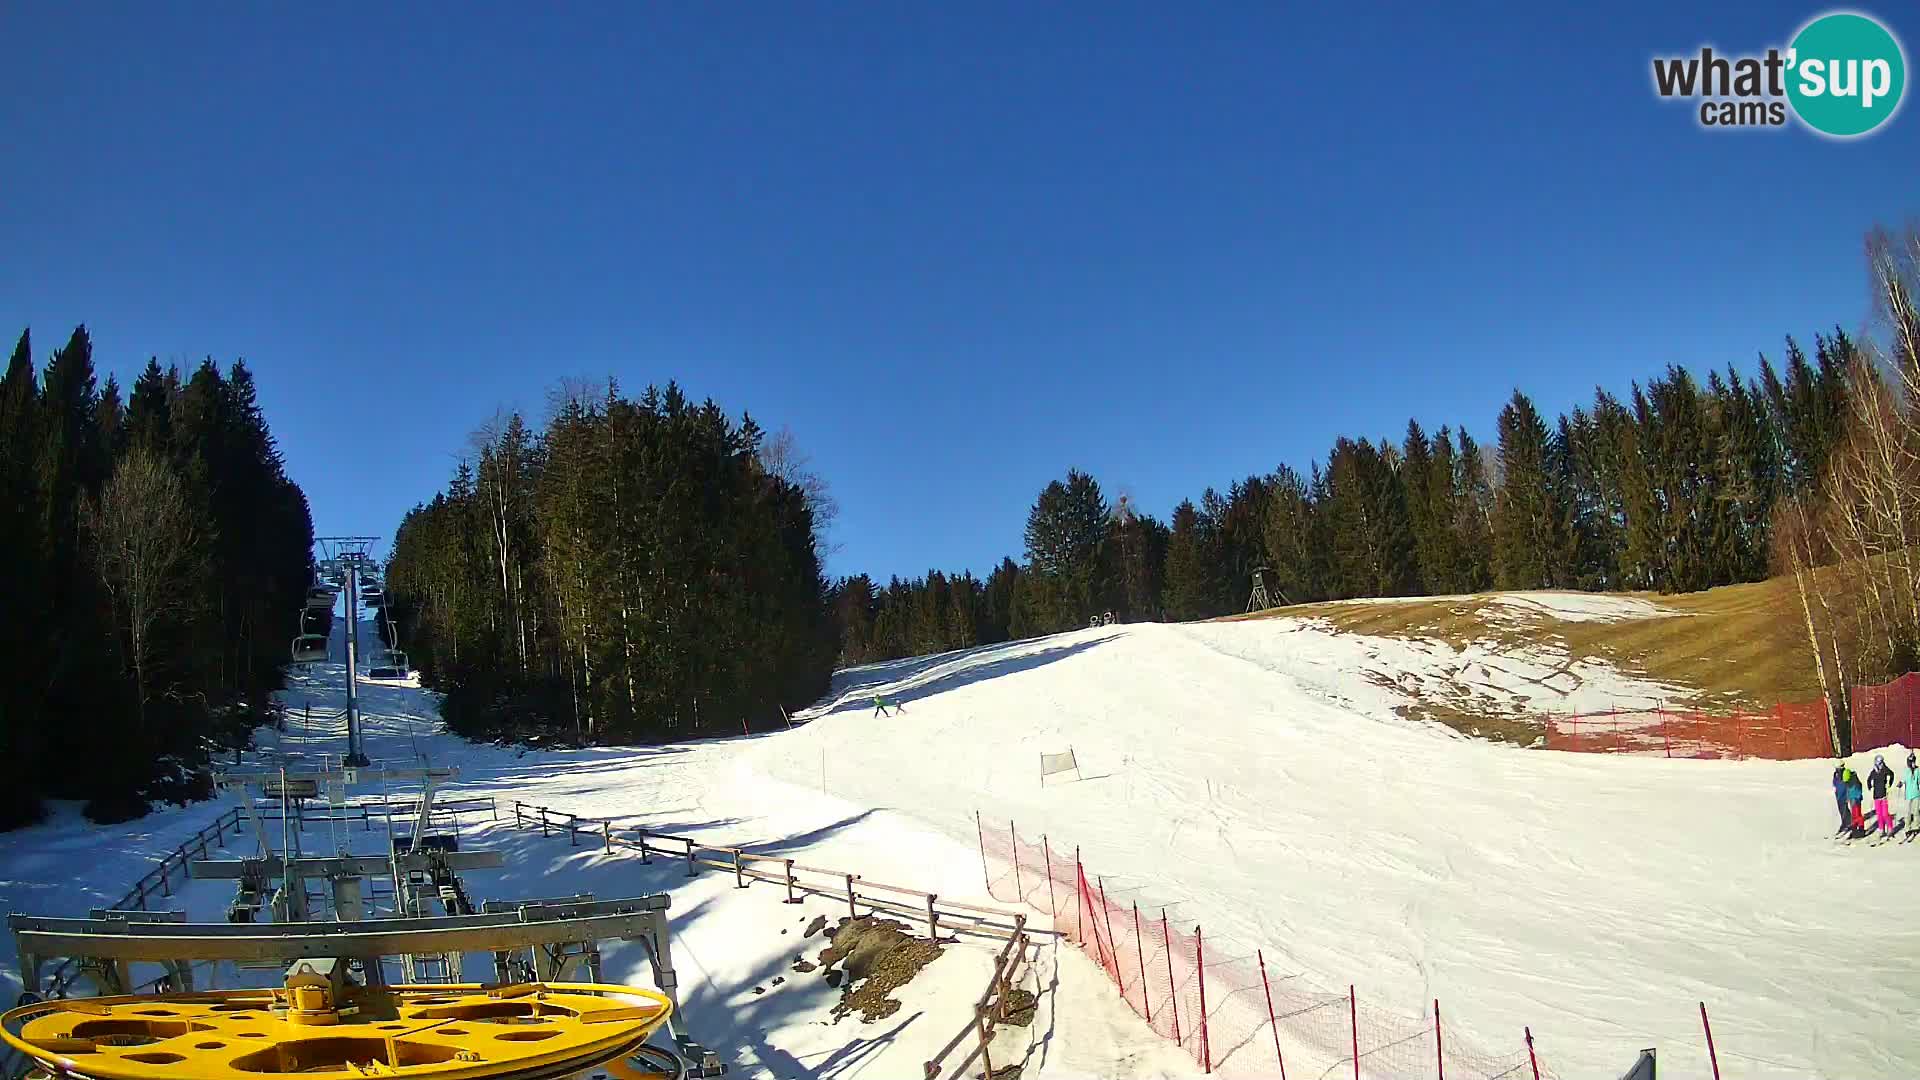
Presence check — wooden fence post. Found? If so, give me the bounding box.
[684,840,696,878]
[638,832,652,864]
[567,814,578,846]
[603,820,612,852]
[974,1003,994,1078]
[927,894,939,941]
[846,874,859,919]
[733,849,746,889]
[784,859,800,904]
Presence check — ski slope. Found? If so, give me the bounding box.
[3,607,1914,1078]
[764,618,1916,1079]
[0,629,1192,1080]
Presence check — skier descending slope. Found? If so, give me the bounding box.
[1867,755,1897,839]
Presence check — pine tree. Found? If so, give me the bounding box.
[1491,391,1567,589]
[1453,428,1496,589]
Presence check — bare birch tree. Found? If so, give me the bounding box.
[89,448,202,726]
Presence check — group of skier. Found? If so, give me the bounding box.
[1832,751,1920,841]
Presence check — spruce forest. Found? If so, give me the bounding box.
[836,226,1920,714]
[834,335,1856,663]
[383,382,838,744]
[0,328,314,827]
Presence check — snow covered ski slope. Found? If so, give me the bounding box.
[766,619,1918,1079]
[0,633,1192,1080]
[3,610,1914,1078]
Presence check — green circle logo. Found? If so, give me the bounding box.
[1787,12,1906,137]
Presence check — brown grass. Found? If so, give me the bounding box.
[1227,576,1821,715]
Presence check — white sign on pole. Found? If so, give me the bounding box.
[1039,748,1081,786]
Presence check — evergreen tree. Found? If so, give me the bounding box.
[1162,499,1225,621]
[1491,391,1567,589]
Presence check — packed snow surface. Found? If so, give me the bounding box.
[788,621,1915,1079]
[4,613,1915,1079]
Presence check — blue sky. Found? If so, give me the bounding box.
[2,3,1913,580]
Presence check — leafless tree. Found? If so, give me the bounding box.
[89,448,202,726]
[758,426,840,556]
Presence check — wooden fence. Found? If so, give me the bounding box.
[506,800,1042,1080]
[507,801,1030,945]
[920,915,1035,1080]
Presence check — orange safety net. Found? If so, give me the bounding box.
[1544,703,1833,760]
[979,817,1554,1078]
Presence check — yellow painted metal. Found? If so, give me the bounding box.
[1,982,672,1079]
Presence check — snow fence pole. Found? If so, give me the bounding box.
[1134,902,1151,1024]
[1196,924,1210,1073]
[1349,985,1359,1080]
[1010,821,1023,903]
[1434,999,1444,1080]
[1097,877,1119,982]
[1163,910,1180,1044]
[1700,1001,1721,1080]
[1075,847,1085,944]
[1044,835,1058,919]
[975,811,989,891]
[1524,1027,1539,1080]
[1258,950,1284,1080]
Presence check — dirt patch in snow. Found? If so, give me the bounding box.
[812,915,944,1023]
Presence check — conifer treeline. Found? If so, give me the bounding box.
[833,331,1858,664]
[385,382,836,743]
[0,327,314,826]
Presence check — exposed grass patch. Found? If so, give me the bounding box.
[1229,577,1820,716]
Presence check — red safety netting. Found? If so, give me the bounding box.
[979,816,1555,1078]
[1849,672,1920,754]
[1547,671,1920,760]
[1544,703,1833,760]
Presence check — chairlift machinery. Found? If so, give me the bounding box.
[3,764,727,1078]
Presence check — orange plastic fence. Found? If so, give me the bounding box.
[1544,703,1832,760]
[1849,673,1920,754]
[979,818,1552,1079]
[1546,671,1920,760]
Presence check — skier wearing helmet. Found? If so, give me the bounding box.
[1904,751,1920,838]
[1868,755,1897,838]
[1846,766,1867,836]
[1832,762,1852,834]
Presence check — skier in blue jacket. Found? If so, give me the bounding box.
[1832,763,1852,833]
[1846,767,1867,836]
[1903,751,1920,837]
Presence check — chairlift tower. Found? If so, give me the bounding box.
[316,536,381,767]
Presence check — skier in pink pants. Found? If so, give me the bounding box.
[1868,755,1897,837]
